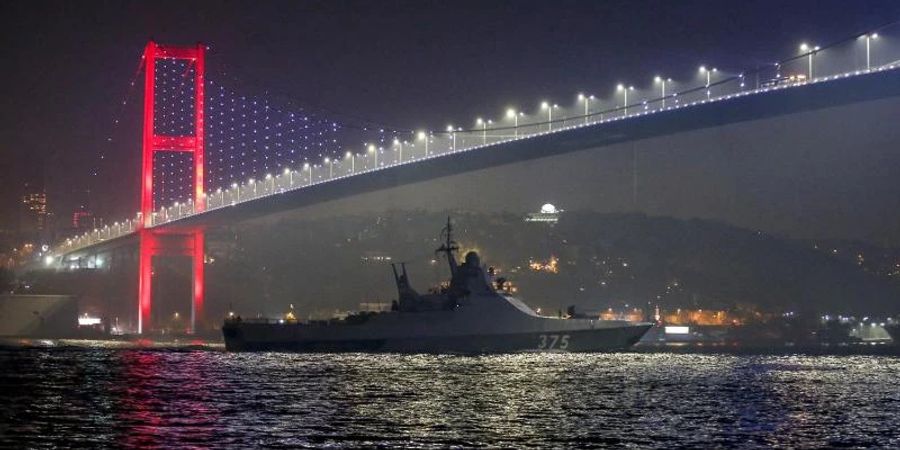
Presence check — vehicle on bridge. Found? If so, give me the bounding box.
[761,73,807,88]
[222,219,652,353]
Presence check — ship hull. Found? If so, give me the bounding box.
[223,322,652,353]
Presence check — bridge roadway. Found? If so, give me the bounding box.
[57,67,900,262]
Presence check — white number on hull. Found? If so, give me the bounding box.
[537,334,570,350]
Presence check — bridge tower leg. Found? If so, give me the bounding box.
[137,41,206,335]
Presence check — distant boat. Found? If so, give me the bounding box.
[223,218,652,353]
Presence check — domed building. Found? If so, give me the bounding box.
[525,203,562,224]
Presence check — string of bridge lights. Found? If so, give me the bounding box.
[135,32,891,208]
[153,58,196,205]
[152,62,403,206]
[71,25,894,249]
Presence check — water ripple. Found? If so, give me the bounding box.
[1,348,899,448]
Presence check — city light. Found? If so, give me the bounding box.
[617,84,634,115]
[800,43,820,79]
[417,131,429,156]
[476,118,488,144]
[506,108,520,137]
[540,102,558,131]
[368,143,378,166]
[699,66,717,99]
[654,76,671,108]
[863,33,879,70]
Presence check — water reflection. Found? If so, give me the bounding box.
[1,348,899,448]
[116,351,224,447]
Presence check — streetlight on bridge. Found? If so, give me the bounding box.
[324,158,333,178]
[654,76,671,108]
[862,33,879,70]
[368,143,378,167]
[699,66,717,100]
[284,167,293,186]
[540,101,558,131]
[393,138,403,162]
[617,84,634,116]
[303,162,311,185]
[346,151,355,172]
[417,131,429,157]
[799,43,819,80]
[446,125,457,151]
[506,108,520,138]
[476,118,490,145]
[577,93,594,125]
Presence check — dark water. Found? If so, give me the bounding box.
[1,345,899,448]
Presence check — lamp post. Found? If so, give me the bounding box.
[699,66,717,100]
[578,93,594,125]
[476,118,488,144]
[284,167,292,186]
[368,144,378,167]
[617,84,634,116]
[654,76,671,108]
[506,108,519,138]
[346,151,355,172]
[304,162,311,185]
[393,138,403,162]
[799,43,819,80]
[417,131,428,157]
[249,178,256,196]
[864,33,878,70]
[325,158,333,178]
[540,102,558,131]
[447,125,456,151]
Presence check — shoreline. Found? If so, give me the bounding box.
[1,336,898,356]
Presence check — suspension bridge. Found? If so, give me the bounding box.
[41,26,900,334]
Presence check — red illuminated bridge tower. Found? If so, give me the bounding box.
[138,41,206,334]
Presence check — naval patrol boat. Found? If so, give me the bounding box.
[223,219,652,353]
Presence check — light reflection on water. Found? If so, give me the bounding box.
[1,348,898,448]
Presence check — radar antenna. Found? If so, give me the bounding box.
[435,216,459,276]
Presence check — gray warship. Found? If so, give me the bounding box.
[222,219,652,353]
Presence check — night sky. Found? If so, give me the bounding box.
[2,0,899,231]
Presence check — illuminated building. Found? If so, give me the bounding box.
[525,203,562,224]
[71,190,100,231]
[663,308,740,326]
[21,182,48,233]
[72,209,98,231]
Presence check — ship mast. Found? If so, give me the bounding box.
[436,216,459,276]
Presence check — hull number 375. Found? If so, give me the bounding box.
[537,334,570,350]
